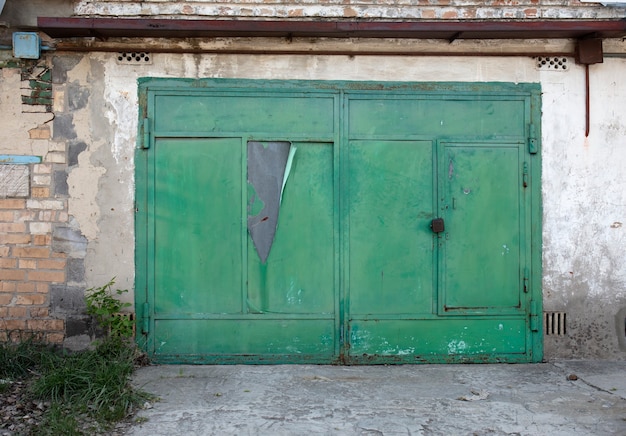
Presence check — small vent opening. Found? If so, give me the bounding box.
[110,312,136,337]
[534,56,568,71]
[116,52,152,65]
[544,311,567,336]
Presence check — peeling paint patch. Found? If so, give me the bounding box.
[610,222,622,228]
[247,140,293,263]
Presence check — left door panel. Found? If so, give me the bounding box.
[154,138,243,316]
[149,137,337,362]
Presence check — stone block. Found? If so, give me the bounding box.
[51,284,86,313]
[68,142,87,167]
[53,113,77,140]
[53,170,69,196]
[67,257,85,283]
[0,165,30,198]
[52,226,87,257]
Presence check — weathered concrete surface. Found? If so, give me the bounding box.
[129,362,626,435]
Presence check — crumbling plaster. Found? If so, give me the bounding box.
[62,48,626,358]
[0,69,53,158]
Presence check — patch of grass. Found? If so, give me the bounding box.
[0,336,59,379]
[31,337,150,424]
[0,337,150,435]
[31,402,82,436]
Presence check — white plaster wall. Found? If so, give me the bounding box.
[69,50,626,357]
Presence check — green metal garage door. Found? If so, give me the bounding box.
[135,79,542,364]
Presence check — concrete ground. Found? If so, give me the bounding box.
[129,361,626,435]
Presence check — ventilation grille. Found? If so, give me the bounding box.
[116,52,152,65]
[110,312,136,337]
[534,57,569,71]
[544,312,567,336]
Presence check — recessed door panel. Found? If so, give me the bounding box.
[347,140,435,316]
[247,142,335,315]
[153,138,243,315]
[440,144,523,315]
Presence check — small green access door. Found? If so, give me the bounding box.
[136,79,542,364]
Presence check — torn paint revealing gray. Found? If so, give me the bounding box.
[247,141,292,263]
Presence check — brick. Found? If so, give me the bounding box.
[15,294,47,305]
[8,307,27,317]
[30,307,49,317]
[0,222,27,233]
[15,211,37,222]
[0,199,25,209]
[45,152,66,164]
[36,283,49,293]
[0,307,7,317]
[46,332,65,344]
[0,246,9,257]
[12,247,51,258]
[18,259,37,269]
[17,282,36,293]
[0,211,14,221]
[0,258,17,268]
[3,320,26,330]
[0,282,16,292]
[57,211,69,222]
[524,8,538,18]
[29,125,51,139]
[26,200,65,210]
[30,222,52,234]
[0,293,14,304]
[34,234,51,246]
[33,164,52,174]
[29,270,65,282]
[38,259,67,270]
[39,211,54,221]
[422,9,437,19]
[0,234,31,244]
[27,319,64,331]
[443,10,458,19]
[0,269,26,280]
[32,186,50,198]
[32,175,52,185]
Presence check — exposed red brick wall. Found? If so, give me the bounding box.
[0,163,67,344]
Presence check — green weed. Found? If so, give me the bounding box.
[85,278,134,338]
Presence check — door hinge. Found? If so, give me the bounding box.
[522,162,529,188]
[530,300,539,332]
[528,123,538,154]
[141,118,151,149]
[142,302,150,334]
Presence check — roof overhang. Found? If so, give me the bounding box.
[37,18,626,41]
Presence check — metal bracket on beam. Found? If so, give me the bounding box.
[575,38,604,138]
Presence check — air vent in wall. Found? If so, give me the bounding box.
[544,312,567,336]
[117,52,152,65]
[534,57,569,71]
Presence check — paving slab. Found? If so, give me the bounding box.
[129,361,626,435]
